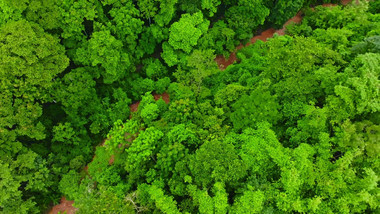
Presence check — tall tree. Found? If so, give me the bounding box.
[75,30,131,84]
[162,12,209,66]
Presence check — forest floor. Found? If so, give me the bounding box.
[48,197,77,214]
[48,0,354,213]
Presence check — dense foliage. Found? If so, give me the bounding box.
[0,0,379,213]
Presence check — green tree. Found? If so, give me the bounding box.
[59,170,81,200]
[125,127,164,185]
[169,11,209,53]
[141,103,160,124]
[138,183,181,214]
[138,0,159,22]
[107,1,144,54]
[0,0,23,25]
[162,12,209,66]
[75,30,131,84]
[143,58,169,80]
[214,84,248,107]
[188,140,247,188]
[106,119,140,152]
[201,0,221,16]
[266,0,307,28]
[155,0,178,27]
[327,53,379,123]
[352,36,380,54]
[74,180,134,214]
[0,19,68,140]
[230,88,280,131]
[57,0,98,46]
[174,49,218,95]
[0,0,63,30]
[0,151,51,213]
[230,189,265,214]
[225,0,269,41]
[199,20,235,57]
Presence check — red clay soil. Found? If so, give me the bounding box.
[130,101,141,113]
[49,197,77,214]
[215,0,354,70]
[109,154,115,165]
[153,92,170,104]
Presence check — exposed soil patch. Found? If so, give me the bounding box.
[153,92,170,104]
[49,197,77,214]
[130,101,141,113]
[215,50,239,70]
[109,154,115,165]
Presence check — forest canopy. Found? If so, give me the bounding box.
[0,0,379,213]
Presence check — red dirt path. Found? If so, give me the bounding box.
[129,101,140,113]
[48,197,77,214]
